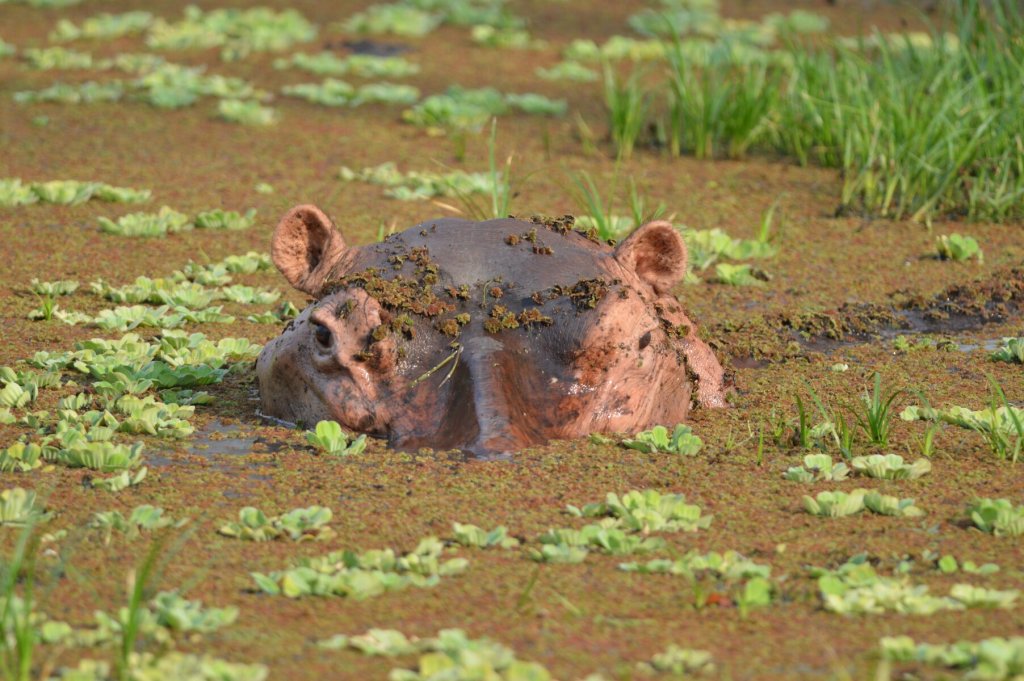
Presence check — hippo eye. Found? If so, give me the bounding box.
[312,321,332,348]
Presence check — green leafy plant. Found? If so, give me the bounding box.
[218,506,335,542]
[53,441,144,472]
[51,10,154,41]
[89,505,181,543]
[251,536,467,599]
[98,207,191,237]
[880,635,1024,679]
[0,489,50,526]
[783,454,850,482]
[193,208,257,231]
[450,523,519,549]
[22,46,94,69]
[567,489,713,533]
[0,443,44,473]
[863,492,924,517]
[621,424,703,455]
[936,233,983,262]
[714,263,765,286]
[150,591,238,633]
[217,99,278,125]
[802,489,866,518]
[529,523,666,563]
[29,278,78,297]
[968,498,1024,537]
[321,628,551,680]
[275,52,419,78]
[344,4,443,37]
[991,337,1024,364]
[306,420,367,456]
[14,81,126,105]
[639,645,715,676]
[536,60,598,82]
[850,454,931,480]
[145,5,316,61]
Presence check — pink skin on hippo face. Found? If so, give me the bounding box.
[257,204,726,457]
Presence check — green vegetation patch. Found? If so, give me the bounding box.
[1,179,150,206]
[403,86,566,134]
[850,454,931,480]
[880,635,1024,680]
[274,52,419,78]
[619,424,703,455]
[0,487,51,526]
[145,5,316,61]
[991,338,1024,364]
[339,162,497,201]
[321,628,552,680]
[306,420,367,457]
[814,557,1018,615]
[567,489,713,533]
[51,11,154,42]
[968,498,1024,537]
[219,506,335,542]
[282,79,419,107]
[251,536,468,598]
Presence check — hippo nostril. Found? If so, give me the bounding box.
[638,331,652,350]
[312,321,332,348]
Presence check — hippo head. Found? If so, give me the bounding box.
[257,204,726,456]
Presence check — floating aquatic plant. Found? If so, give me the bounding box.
[802,489,866,517]
[450,523,519,549]
[991,338,1024,364]
[879,635,1024,680]
[0,487,50,526]
[98,207,191,237]
[51,11,154,41]
[194,208,257,230]
[620,550,771,581]
[850,454,931,480]
[306,420,367,457]
[145,5,316,61]
[13,81,126,104]
[968,498,1024,537]
[344,4,443,37]
[783,454,850,482]
[535,60,598,82]
[640,645,715,676]
[0,442,44,472]
[217,99,278,125]
[30,278,78,297]
[274,52,419,78]
[53,441,144,472]
[22,46,94,69]
[339,162,495,201]
[251,536,467,599]
[219,506,335,542]
[89,505,180,542]
[936,233,982,262]
[863,493,924,517]
[621,424,703,455]
[715,263,766,286]
[567,489,713,533]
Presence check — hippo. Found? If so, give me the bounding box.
[256,205,726,456]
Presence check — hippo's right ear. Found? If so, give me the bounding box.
[613,220,688,295]
[271,204,349,296]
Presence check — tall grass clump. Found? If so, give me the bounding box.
[663,37,780,159]
[775,0,1024,222]
[602,61,649,160]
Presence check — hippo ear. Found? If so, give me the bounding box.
[271,204,349,296]
[613,220,688,295]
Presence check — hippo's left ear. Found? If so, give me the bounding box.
[272,204,350,296]
[613,221,688,295]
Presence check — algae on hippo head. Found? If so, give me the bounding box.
[256,204,726,456]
